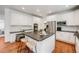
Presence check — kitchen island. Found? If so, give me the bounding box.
[18,31,55,53]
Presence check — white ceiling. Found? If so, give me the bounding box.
[0,5,76,17]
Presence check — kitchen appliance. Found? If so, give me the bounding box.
[33,23,38,32]
[57,27,61,31]
[57,21,66,26]
[46,21,56,34]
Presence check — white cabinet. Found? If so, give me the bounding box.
[56,31,75,44]
[25,34,55,53]
[60,12,75,25]
[76,37,79,53]
[25,36,37,52]
[9,33,16,43]
[74,10,79,25]
[47,14,66,21]
[56,14,66,21]
[58,11,79,25]
[61,10,79,25]
[47,10,79,25]
[36,34,55,53]
[10,10,33,25]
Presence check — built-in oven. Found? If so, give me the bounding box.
[34,23,38,32]
[57,27,61,31]
[57,21,66,31]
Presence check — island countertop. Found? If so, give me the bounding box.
[17,31,55,41]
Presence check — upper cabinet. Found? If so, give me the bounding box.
[74,10,79,25]
[10,10,33,25]
[47,14,66,21]
[60,10,79,25]
[62,12,75,25]
[47,10,79,25]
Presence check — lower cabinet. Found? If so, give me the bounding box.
[76,37,79,53]
[10,33,16,43]
[56,31,75,44]
[25,36,37,52]
[36,35,55,53]
[25,34,55,53]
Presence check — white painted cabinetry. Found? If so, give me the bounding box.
[74,10,79,25]
[60,10,79,25]
[56,31,75,44]
[10,10,33,25]
[5,8,34,42]
[25,34,55,53]
[76,37,79,53]
[47,10,79,25]
[60,12,75,25]
[9,33,16,43]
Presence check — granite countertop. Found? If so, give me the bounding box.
[17,32,55,41]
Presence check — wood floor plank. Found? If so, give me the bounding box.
[53,40,76,53]
[0,37,76,53]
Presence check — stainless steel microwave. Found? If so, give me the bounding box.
[57,21,66,26]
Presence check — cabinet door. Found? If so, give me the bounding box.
[11,12,24,25]
[56,31,75,44]
[62,12,74,25]
[10,10,33,25]
[62,10,79,25]
[10,34,16,43]
[74,10,79,25]
[76,37,79,53]
[25,36,36,52]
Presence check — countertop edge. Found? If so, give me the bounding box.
[57,30,76,33]
[25,33,55,41]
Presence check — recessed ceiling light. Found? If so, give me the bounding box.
[22,7,25,9]
[36,9,40,12]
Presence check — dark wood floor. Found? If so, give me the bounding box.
[0,37,76,53]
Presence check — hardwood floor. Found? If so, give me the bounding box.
[0,37,76,53]
[0,37,33,53]
[53,40,76,53]
[0,37,5,47]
